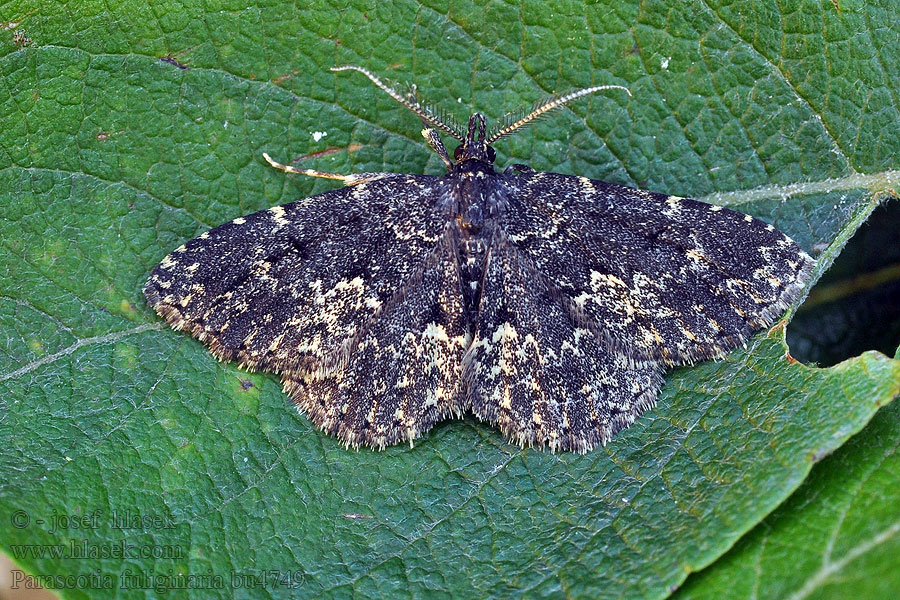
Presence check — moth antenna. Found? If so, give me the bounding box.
[404,81,464,138]
[419,101,463,138]
[405,83,418,103]
[486,84,631,144]
[332,65,465,142]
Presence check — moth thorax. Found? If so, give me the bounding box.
[459,203,486,233]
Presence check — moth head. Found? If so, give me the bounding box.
[330,65,630,172]
[453,114,497,165]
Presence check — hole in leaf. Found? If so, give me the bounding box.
[787,199,900,366]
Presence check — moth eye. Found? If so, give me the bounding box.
[453,144,465,160]
[486,145,496,162]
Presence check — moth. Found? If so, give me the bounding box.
[145,66,814,453]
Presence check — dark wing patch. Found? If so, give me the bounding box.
[500,172,814,365]
[282,233,469,449]
[144,175,450,375]
[464,237,664,453]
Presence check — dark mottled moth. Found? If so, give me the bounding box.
[145,66,814,453]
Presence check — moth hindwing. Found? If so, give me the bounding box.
[145,66,814,453]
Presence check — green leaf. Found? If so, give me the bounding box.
[673,390,900,600]
[1,1,899,599]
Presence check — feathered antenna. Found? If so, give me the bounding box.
[332,65,465,141]
[486,84,631,144]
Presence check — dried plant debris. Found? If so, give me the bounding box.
[145,66,814,453]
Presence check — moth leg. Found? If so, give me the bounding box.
[262,152,394,186]
[421,127,453,170]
